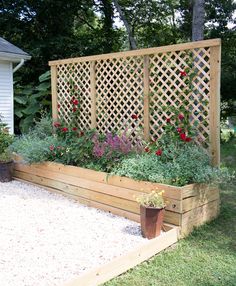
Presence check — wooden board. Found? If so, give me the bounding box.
[13,159,220,236]
[49,39,221,65]
[63,227,178,286]
[181,199,220,236]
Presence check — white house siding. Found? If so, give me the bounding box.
[0,60,13,133]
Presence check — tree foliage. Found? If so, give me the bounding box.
[0,0,235,132]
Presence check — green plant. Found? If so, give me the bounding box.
[0,116,14,162]
[10,115,57,164]
[14,71,51,133]
[136,190,166,208]
[113,144,232,186]
[10,134,59,164]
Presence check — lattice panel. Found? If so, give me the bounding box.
[52,40,220,158]
[57,62,91,130]
[149,48,211,145]
[95,57,144,141]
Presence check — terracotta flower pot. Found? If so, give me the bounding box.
[140,205,165,239]
[0,160,13,182]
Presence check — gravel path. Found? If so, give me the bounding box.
[0,180,146,286]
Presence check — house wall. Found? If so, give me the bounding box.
[0,60,13,134]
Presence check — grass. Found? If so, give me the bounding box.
[104,136,236,286]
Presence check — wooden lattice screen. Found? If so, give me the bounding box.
[49,39,221,166]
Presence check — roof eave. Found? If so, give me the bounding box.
[0,51,31,62]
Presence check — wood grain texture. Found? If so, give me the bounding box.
[63,227,178,286]
[13,160,220,233]
[209,44,221,166]
[49,39,220,65]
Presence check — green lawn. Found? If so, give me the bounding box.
[104,137,236,286]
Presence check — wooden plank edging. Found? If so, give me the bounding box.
[62,227,178,286]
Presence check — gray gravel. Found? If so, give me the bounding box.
[0,180,146,286]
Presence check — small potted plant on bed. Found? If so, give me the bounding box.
[0,118,14,182]
[136,190,166,239]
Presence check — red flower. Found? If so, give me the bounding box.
[72,107,77,112]
[72,99,79,105]
[131,114,138,120]
[180,71,187,77]
[61,127,68,132]
[72,127,77,131]
[185,137,192,142]
[80,131,84,136]
[166,118,171,123]
[144,147,150,153]
[177,127,182,133]
[57,104,60,109]
[53,122,61,128]
[180,133,186,141]
[178,114,184,120]
[155,149,162,156]
[49,145,54,151]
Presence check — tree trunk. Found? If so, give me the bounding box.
[192,0,205,41]
[112,0,137,50]
[101,0,114,53]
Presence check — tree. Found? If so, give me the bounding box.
[192,0,206,41]
[112,0,137,49]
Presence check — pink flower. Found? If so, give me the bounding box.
[177,127,182,133]
[61,127,68,132]
[155,149,162,156]
[178,114,184,120]
[180,71,187,77]
[72,99,79,105]
[53,122,61,128]
[72,107,77,112]
[131,114,138,120]
[180,133,186,141]
[49,145,54,151]
[57,104,60,109]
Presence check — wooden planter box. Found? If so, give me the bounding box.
[14,158,220,237]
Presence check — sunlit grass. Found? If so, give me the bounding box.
[104,137,236,286]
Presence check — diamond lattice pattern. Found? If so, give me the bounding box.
[96,57,144,140]
[55,47,211,145]
[149,48,210,145]
[57,62,91,130]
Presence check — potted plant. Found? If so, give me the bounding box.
[136,190,166,239]
[0,117,14,182]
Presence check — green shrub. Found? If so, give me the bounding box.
[113,144,230,186]
[0,116,14,162]
[11,134,59,164]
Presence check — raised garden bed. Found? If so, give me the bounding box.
[14,157,220,237]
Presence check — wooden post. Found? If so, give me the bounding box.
[209,43,221,167]
[90,61,96,129]
[143,55,150,141]
[51,65,58,122]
